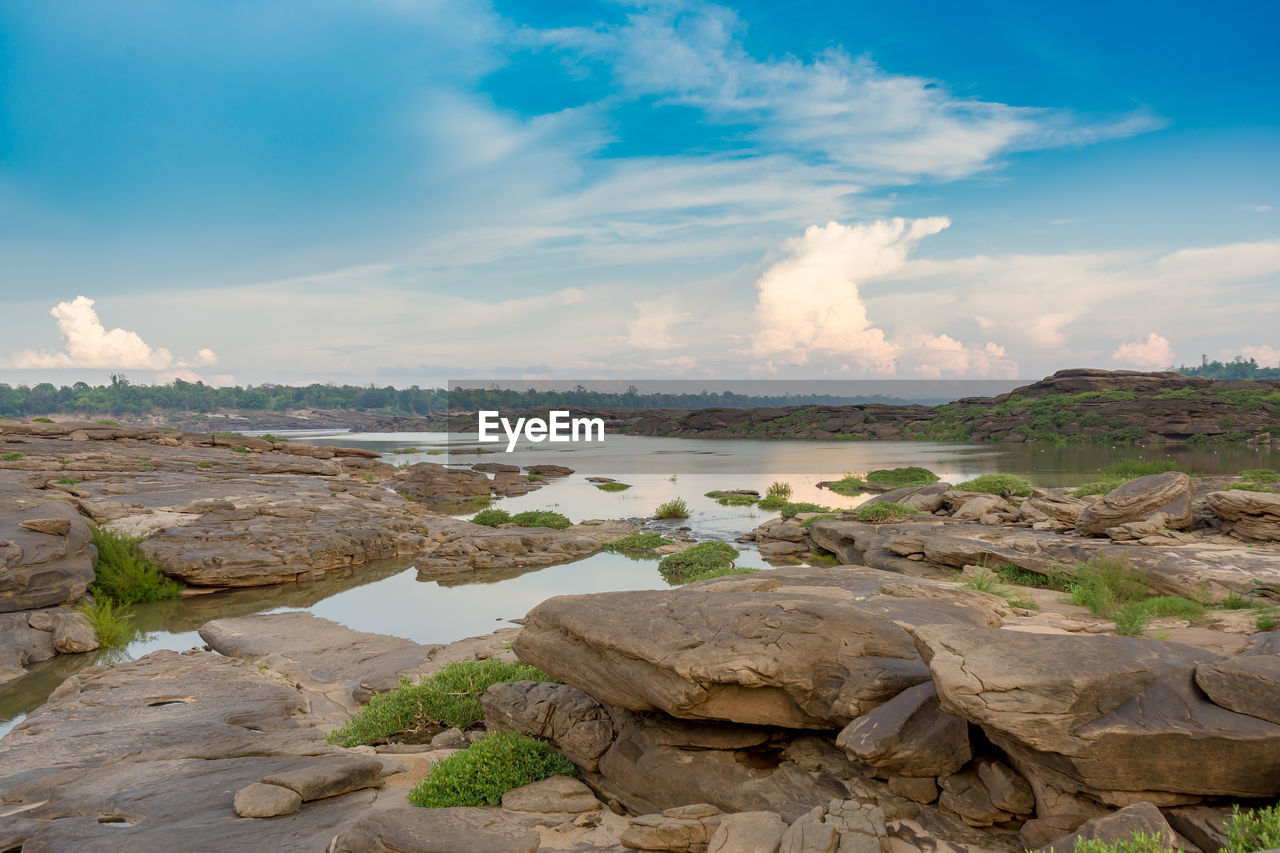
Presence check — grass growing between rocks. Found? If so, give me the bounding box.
[1221,802,1280,852]
[825,475,867,496]
[962,569,1039,610]
[390,447,421,455]
[955,474,1034,497]
[654,498,690,519]
[76,599,134,648]
[1063,556,1208,636]
[657,541,741,584]
[471,508,511,526]
[1239,468,1280,483]
[89,526,183,606]
[1038,830,1175,852]
[595,481,631,492]
[798,512,839,527]
[852,502,921,523]
[325,660,552,747]
[1,452,26,461]
[407,730,576,808]
[603,531,674,552]
[509,510,571,529]
[757,482,792,510]
[779,501,832,518]
[865,467,939,488]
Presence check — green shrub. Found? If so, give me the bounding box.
[1239,468,1280,483]
[654,498,690,519]
[89,526,183,605]
[1068,556,1148,619]
[716,493,759,506]
[1071,479,1126,497]
[956,474,1033,497]
[596,481,631,492]
[826,476,867,496]
[765,482,792,500]
[407,730,576,808]
[682,566,760,583]
[136,460,154,467]
[779,501,832,518]
[998,566,1068,590]
[390,447,421,454]
[853,502,921,523]
[526,473,543,482]
[603,531,673,552]
[32,417,54,423]
[95,419,121,426]
[1143,596,1204,620]
[1097,459,1188,479]
[1226,483,1272,492]
[54,477,79,486]
[1,452,26,461]
[964,568,1040,610]
[658,542,739,584]
[471,508,512,526]
[798,512,839,527]
[509,510,571,529]
[1112,602,1152,636]
[232,445,249,454]
[77,599,136,648]
[1042,829,1178,852]
[326,660,552,747]
[1219,592,1254,610]
[865,467,939,487]
[1221,802,1280,853]
[963,569,1000,593]
[1257,610,1279,632]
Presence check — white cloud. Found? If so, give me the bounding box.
[1111,333,1174,369]
[5,296,218,372]
[1240,344,1280,366]
[1242,204,1273,213]
[626,299,691,350]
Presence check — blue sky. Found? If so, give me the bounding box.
[1,0,1277,385]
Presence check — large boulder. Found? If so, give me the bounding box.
[836,682,970,778]
[514,567,1006,729]
[1206,489,1280,541]
[1036,802,1179,853]
[482,680,616,770]
[1074,472,1193,535]
[1195,655,1280,725]
[913,624,1280,798]
[0,480,96,613]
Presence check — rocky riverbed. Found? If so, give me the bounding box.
[2,417,1280,852]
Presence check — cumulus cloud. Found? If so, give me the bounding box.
[6,296,217,372]
[1240,344,1280,366]
[750,218,1015,377]
[1112,333,1174,369]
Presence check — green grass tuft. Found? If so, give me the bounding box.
[798,512,839,528]
[407,730,576,808]
[1112,602,1152,636]
[657,541,739,584]
[1097,459,1190,479]
[471,508,512,526]
[1070,479,1126,497]
[32,417,54,423]
[825,476,867,496]
[955,474,1033,497]
[595,481,631,492]
[1239,468,1280,483]
[682,566,760,583]
[509,510,571,529]
[256,433,287,443]
[89,526,183,606]
[1,452,26,461]
[765,481,792,500]
[779,501,832,518]
[1221,802,1280,853]
[865,467,939,488]
[390,447,421,454]
[1068,556,1151,631]
[325,660,552,747]
[714,493,758,505]
[1044,829,1180,852]
[654,498,690,519]
[603,531,674,552]
[1257,610,1279,632]
[853,502,922,523]
[1142,595,1205,620]
[95,419,121,426]
[76,599,136,648]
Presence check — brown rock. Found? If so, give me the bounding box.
[482,680,615,770]
[887,776,938,804]
[707,811,787,853]
[1206,489,1280,541]
[233,782,302,818]
[1075,472,1193,535]
[1036,802,1178,853]
[938,770,1010,827]
[1195,655,1280,724]
[836,682,970,778]
[622,805,724,852]
[329,807,541,853]
[18,518,72,536]
[51,610,99,654]
[501,775,600,813]
[260,755,386,801]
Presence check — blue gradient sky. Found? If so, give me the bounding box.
[1,0,1276,385]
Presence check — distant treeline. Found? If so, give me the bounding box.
[0,376,924,418]
[1177,358,1280,380]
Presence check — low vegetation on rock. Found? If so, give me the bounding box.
[595,481,631,491]
[654,498,690,519]
[852,502,921,523]
[406,730,576,808]
[757,481,793,509]
[603,531,673,552]
[1240,468,1280,483]
[469,509,572,529]
[955,473,1034,497]
[779,501,832,517]
[325,659,551,747]
[825,475,867,495]
[865,466,939,487]
[89,526,183,606]
[471,508,512,526]
[657,541,742,584]
[76,599,134,648]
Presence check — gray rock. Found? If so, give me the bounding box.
[707,811,787,853]
[328,807,541,853]
[234,782,302,818]
[836,682,970,778]
[260,755,386,801]
[501,775,600,814]
[482,680,616,770]
[51,610,99,654]
[430,727,470,749]
[1075,472,1193,535]
[0,480,95,612]
[1206,489,1280,541]
[1195,655,1280,724]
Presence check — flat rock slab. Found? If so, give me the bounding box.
[515,566,1006,729]
[501,775,601,813]
[328,807,541,853]
[1195,655,1280,724]
[234,782,303,818]
[261,755,386,801]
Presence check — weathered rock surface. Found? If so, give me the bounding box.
[1036,802,1178,853]
[50,609,99,654]
[621,803,725,851]
[516,567,1005,729]
[1206,489,1280,541]
[483,680,616,770]
[706,811,787,853]
[0,480,95,612]
[416,524,604,576]
[836,681,971,778]
[327,807,541,853]
[1194,654,1280,724]
[780,800,890,853]
[914,624,1280,798]
[234,781,304,818]
[501,775,601,813]
[1074,472,1193,535]
[261,754,386,801]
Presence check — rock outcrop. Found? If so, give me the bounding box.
[1074,472,1193,535]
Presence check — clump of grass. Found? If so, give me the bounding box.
[1239,468,1280,483]
[715,493,758,506]
[955,474,1034,497]
[526,473,543,482]
[326,659,552,747]
[1112,602,1153,636]
[136,461,154,468]
[53,477,79,486]
[426,449,446,455]
[758,482,792,509]
[195,460,212,469]
[407,730,576,808]
[826,476,867,496]
[962,569,1001,594]
[1,452,26,461]
[596,481,631,492]
[95,419,121,427]
[76,599,136,648]
[1071,479,1126,497]
[962,568,1040,610]
[799,512,839,527]
[1067,556,1154,635]
[232,445,249,454]
[1257,610,1279,632]
[1226,483,1273,492]
[509,510,571,529]
[779,501,832,518]
[853,502,921,523]
[1222,802,1280,852]
[32,417,54,423]
[390,447,421,455]
[1048,829,1178,852]
[657,541,739,584]
[997,566,1066,590]
[1097,459,1188,479]
[89,526,183,605]
[257,433,287,444]
[1219,592,1255,610]
[654,498,690,519]
[682,566,759,583]
[603,531,674,552]
[865,467,939,488]
[1143,595,1205,620]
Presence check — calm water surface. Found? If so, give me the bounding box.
[2,433,1275,735]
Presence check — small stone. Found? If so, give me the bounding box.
[233,782,302,818]
[19,518,72,536]
[430,727,471,749]
[887,776,938,804]
[27,611,55,631]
